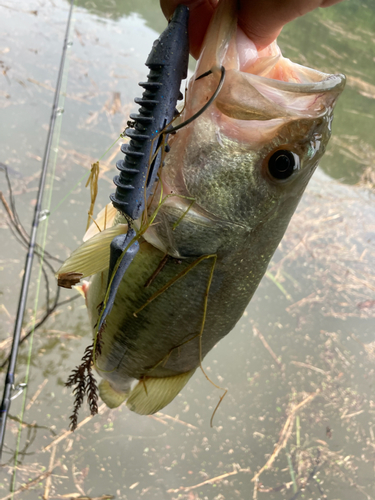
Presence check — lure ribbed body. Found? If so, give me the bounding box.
[110,5,189,221]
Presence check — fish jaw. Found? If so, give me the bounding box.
[185,0,345,122]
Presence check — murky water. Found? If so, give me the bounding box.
[0,1,374,499]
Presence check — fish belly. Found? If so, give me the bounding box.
[86,234,269,387]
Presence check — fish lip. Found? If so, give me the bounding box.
[241,71,346,95]
[190,52,346,126]
[212,68,346,122]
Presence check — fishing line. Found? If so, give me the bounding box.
[0,166,62,264]
[0,0,76,472]
[0,170,82,370]
[10,10,77,490]
[0,294,83,371]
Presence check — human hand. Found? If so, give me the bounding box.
[160,0,343,59]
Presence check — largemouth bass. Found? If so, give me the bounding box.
[58,0,345,416]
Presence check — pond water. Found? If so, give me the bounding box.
[0,1,374,499]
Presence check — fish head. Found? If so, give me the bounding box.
[162,0,345,233]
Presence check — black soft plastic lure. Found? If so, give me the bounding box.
[99,6,190,330]
[111,5,189,219]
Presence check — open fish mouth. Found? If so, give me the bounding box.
[182,0,345,133]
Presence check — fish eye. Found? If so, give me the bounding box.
[268,150,299,180]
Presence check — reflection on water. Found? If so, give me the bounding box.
[0,0,374,499]
[72,0,168,32]
[279,0,375,184]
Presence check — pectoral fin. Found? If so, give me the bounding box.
[56,224,128,288]
[126,370,196,415]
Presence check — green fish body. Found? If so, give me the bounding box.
[58,0,345,414]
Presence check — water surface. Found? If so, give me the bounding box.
[0,1,374,499]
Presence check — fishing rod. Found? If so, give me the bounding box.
[0,0,75,461]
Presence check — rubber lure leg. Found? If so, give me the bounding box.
[98,229,139,332]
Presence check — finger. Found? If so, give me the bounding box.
[160,0,344,56]
[238,0,344,50]
[160,0,217,59]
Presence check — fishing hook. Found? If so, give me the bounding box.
[167,65,226,134]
